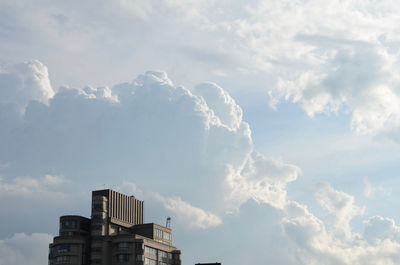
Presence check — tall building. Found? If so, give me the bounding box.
[49,189,181,265]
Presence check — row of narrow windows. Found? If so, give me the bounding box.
[50,251,179,265]
[51,243,176,255]
[90,242,179,260]
[110,192,144,224]
[59,220,90,231]
[91,256,179,264]
[155,229,171,241]
[49,244,70,254]
[92,194,144,224]
[48,255,70,265]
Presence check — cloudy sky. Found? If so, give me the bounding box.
[2,0,400,264]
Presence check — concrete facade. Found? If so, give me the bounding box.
[49,189,181,265]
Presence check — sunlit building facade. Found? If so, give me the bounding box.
[49,189,181,265]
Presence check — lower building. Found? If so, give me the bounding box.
[49,189,181,265]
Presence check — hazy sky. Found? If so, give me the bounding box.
[2,1,400,264]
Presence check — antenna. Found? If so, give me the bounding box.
[166,216,171,228]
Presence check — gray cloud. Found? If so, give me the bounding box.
[0,233,52,265]
[364,216,400,244]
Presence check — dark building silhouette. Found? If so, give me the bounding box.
[49,189,181,265]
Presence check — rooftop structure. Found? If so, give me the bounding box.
[49,189,181,265]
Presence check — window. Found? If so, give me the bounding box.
[145,258,157,265]
[155,229,163,238]
[163,232,171,241]
[60,220,77,229]
[117,254,129,263]
[159,251,172,259]
[135,242,144,250]
[91,247,102,252]
[159,251,167,259]
[145,246,157,256]
[60,231,79,236]
[159,262,167,265]
[91,225,102,231]
[91,259,101,264]
[173,254,180,260]
[55,256,70,264]
[136,255,144,261]
[118,242,130,250]
[57,244,70,253]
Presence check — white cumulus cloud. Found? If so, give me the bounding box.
[0,62,301,215]
[155,194,222,229]
[1,60,400,265]
[0,60,54,112]
[0,174,67,197]
[314,182,365,238]
[269,40,400,138]
[283,193,400,265]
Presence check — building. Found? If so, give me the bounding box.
[49,189,181,265]
[195,263,221,265]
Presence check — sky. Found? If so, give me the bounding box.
[1,0,400,264]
